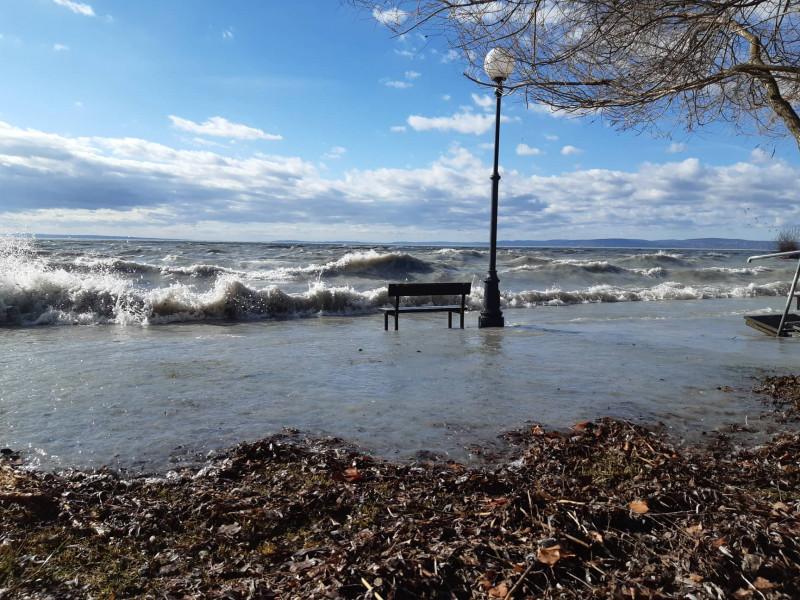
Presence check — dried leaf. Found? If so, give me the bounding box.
[217,523,241,536]
[485,497,510,508]
[589,531,604,544]
[629,499,649,514]
[537,544,561,566]
[343,467,362,482]
[488,582,509,598]
[754,576,775,590]
[572,420,591,432]
[685,523,703,537]
[771,501,790,513]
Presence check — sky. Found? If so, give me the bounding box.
[0,0,799,242]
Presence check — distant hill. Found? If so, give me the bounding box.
[497,238,776,250]
[8,233,177,242]
[7,233,777,250]
[392,238,776,250]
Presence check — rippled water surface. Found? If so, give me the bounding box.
[1,238,797,470]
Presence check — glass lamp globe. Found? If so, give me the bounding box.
[484,48,515,81]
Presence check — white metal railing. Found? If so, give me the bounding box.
[747,250,800,337]
[747,250,800,263]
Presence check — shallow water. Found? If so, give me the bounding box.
[2,283,797,470]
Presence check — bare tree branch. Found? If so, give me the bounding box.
[355,0,800,149]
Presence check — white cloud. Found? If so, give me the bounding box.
[322,146,347,160]
[471,93,494,110]
[544,134,559,141]
[390,125,407,133]
[384,69,421,89]
[372,7,408,26]
[394,48,421,60]
[442,94,451,101]
[53,43,70,52]
[441,49,460,63]
[74,101,83,108]
[750,147,773,164]
[529,103,569,119]
[667,142,687,154]
[2,120,799,241]
[190,137,226,149]
[168,116,282,141]
[561,145,583,156]
[222,28,234,40]
[53,0,95,17]
[407,111,507,135]
[516,143,543,156]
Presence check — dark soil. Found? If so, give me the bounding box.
[1,382,799,599]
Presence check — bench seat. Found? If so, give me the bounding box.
[382,282,471,330]
[380,305,461,313]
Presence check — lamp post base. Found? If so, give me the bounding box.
[478,312,505,328]
[478,272,504,328]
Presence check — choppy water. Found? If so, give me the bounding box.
[0,237,793,326]
[1,237,798,471]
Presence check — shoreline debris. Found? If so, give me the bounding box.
[1,383,799,598]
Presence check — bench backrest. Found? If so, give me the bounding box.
[387,282,471,297]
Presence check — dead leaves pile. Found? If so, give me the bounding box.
[756,375,800,421]
[0,418,798,599]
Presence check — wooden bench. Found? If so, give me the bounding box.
[381,282,471,330]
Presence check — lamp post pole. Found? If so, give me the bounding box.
[478,77,506,328]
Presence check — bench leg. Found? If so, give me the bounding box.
[448,312,452,328]
[460,309,464,329]
[394,312,398,331]
[384,312,388,331]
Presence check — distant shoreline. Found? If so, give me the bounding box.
[2,233,778,251]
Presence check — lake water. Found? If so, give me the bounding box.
[1,237,797,471]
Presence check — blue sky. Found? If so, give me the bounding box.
[1,0,799,242]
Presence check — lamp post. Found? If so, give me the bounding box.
[478,48,515,329]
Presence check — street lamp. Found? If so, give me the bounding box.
[478,48,515,328]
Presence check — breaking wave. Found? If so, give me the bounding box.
[1,274,390,326]
[618,251,690,267]
[504,260,666,278]
[434,248,485,258]
[500,281,789,307]
[262,250,433,281]
[0,239,393,325]
[1,238,792,327]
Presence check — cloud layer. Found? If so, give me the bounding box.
[1,121,798,241]
[53,0,95,17]
[169,116,282,141]
[407,111,507,135]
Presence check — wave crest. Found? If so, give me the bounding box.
[501,281,788,307]
[264,250,433,281]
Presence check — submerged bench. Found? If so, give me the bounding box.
[381,282,471,330]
